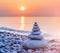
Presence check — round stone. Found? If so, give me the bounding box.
[28,35,44,40]
[23,40,48,50]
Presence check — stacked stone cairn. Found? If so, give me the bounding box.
[23,22,48,50]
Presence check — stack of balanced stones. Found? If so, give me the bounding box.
[23,22,48,50]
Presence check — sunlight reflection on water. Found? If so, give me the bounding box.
[20,16,25,30]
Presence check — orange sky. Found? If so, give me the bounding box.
[0,0,60,16]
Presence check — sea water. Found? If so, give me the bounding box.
[0,17,60,40]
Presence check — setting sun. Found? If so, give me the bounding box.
[20,6,25,11]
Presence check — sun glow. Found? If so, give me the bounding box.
[20,6,25,11]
